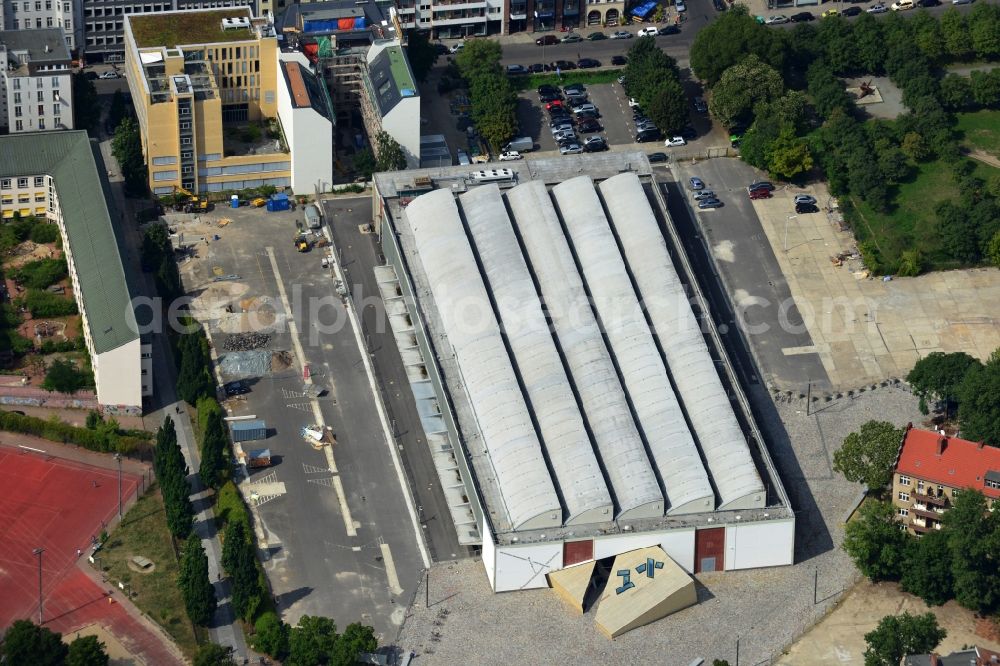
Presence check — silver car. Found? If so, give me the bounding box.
[560,143,584,154]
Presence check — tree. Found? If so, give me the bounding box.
[176,328,214,404]
[938,74,973,111]
[253,611,290,658]
[72,72,100,134]
[987,229,1000,268]
[900,132,931,162]
[833,421,904,490]
[404,29,437,82]
[969,3,1000,60]
[222,520,262,621]
[940,8,972,60]
[287,615,339,666]
[957,352,1000,446]
[767,127,813,181]
[896,249,924,278]
[690,5,784,85]
[970,69,1000,109]
[107,89,127,133]
[155,417,194,539]
[66,635,110,666]
[906,352,981,417]
[352,149,377,181]
[645,79,689,135]
[0,620,68,666]
[374,131,407,171]
[843,500,912,581]
[193,643,237,666]
[900,529,954,606]
[331,623,378,666]
[709,55,784,129]
[180,536,217,625]
[863,612,946,666]
[41,357,90,394]
[199,404,229,489]
[111,117,148,197]
[944,489,1000,613]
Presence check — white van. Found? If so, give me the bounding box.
[891,0,914,9]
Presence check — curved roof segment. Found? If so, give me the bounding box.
[407,189,562,530]
[552,177,715,515]
[598,172,765,509]
[460,185,614,525]
[507,180,664,520]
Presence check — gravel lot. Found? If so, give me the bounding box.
[393,386,926,665]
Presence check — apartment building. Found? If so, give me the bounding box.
[391,0,588,35]
[0,132,151,413]
[892,425,1000,535]
[123,8,292,195]
[359,39,418,167]
[0,28,73,133]
[276,56,334,193]
[1,0,82,51]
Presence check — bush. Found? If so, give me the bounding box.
[22,289,78,317]
[216,480,250,531]
[0,411,148,454]
[39,338,80,354]
[41,358,93,394]
[13,258,68,290]
[29,223,60,244]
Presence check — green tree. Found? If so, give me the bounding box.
[944,489,1000,613]
[896,249,924,278]
[72,72,100,134]
[969,3,1000,60]
[957,352,1000,446]
[863,612,946,666]
[179,536,217,626]
[970,69,1000,108]
[843,500,912,581]
[833,421,904,490]
[767,126,813,181]
[405,29,437,82]
[331,623,378,666]
[645,79,689,135]
[940,8,972,60]
[987,229,1000,267]
[709,55,784,129]
[111,117,148,197]
[352,149,377,180]
[900,132,931,162]
[107,89,127,133]
[851,13,887,74]
[176,328,214,404]
[193,643,237,666]
[41,357,90,394]
[938,74,973,111]
[222,520,262,621]
[287,615,339,666]
[454,38,503,80]
[690,5,784,85]
[0,620,68,666]
[253,611,290,658]
[901,529,954,606]
[906,352,981,416]
[154,416,194,539]
[199,403,229,488]
[374,130,408,171]
[66,635,110,666]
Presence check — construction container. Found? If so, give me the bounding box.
[266,193,291,212]
[230,419,267,442]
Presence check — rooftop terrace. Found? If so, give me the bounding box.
[129,9,254,48]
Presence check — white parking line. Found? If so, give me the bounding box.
[379,543,404,596]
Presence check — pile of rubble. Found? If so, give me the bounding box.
[223,332,271,351]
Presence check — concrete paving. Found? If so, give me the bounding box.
[778,580,1000,665]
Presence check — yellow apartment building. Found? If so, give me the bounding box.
[123,8,292,196]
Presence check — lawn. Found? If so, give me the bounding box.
[849,156,999,271]
[956,110,1000,158]
[509,68,623,92]
[95,485,201,658]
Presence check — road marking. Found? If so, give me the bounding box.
[379,543,404,596]
[266,246,355,538]
[326,231,432,568]
[782,345,819,356]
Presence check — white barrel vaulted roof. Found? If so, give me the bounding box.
[552,176,715,514]
[598,172,765,510]
[460,185,615,525]
[506,180,664,520]
[406,189,563,530]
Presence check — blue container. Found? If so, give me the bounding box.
[231,195,239,209]
[230,419,267,442]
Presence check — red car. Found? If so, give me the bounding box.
[546,100,563,111]
[749,189,772,200]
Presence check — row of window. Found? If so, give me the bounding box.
[0,193,47,203]
[10,0,71,12]
[10,77,61,90]
[900,472,998,493]
[10,16,70,28]
[11,91,61,104]
[12,105,64,118]
[0,177,46,189]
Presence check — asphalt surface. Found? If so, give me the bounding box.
[661,159,831,392]
[193,205,428,642]
[322,198,470,565]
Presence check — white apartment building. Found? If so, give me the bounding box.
[0,131,150,414]
[0,28,74,133]
[1,0,82,51]
[276,54,335,194]
[360,40,419,168]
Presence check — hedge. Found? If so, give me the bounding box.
[215,480,250,531]
[0,411,150,455]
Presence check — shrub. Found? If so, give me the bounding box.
[29,223,60,244]
[22,290,78,317]
[0,411,148,454]
[216,480,250,531]
[41,358,93,394]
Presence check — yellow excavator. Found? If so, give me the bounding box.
[172,186,212,213]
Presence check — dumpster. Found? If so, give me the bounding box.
[230,419,267,442]
[266,193,291,212]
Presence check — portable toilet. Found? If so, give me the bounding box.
[230,194,239,209]
[266,193,290,212]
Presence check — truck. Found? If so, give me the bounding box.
[503,137,534,153]
[304,203,322,229]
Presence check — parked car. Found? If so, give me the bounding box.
[766,14,789,23]
[529,63,546,73]
[693,190,717,201]
[578,119,603,133]
[648,152,669,163]
[546,100,564,111]
[557,135,579,147]
[680,125,697,139]
[698,198,724,209]
[665,136,687,147]
[658,25,680,35]
[583,136,608,152]
[628,97,641,108]
[676,0,687,11]
[577,58,601,69]
[821,8,839,17]
[795,202,820,213]
[748,189,772,200]
[552,128,576,140]
[635,121,658,132]
[224,380,250,396]
[499,151,522,161]
[693,97,708,113]
[637,27,659,37]
[794,194,817,205]
[951,0,972,4]
[564,82,586,92]
[572,103,598,115]
[540,91,561,103]
[611,30,633,39]
[917,0,940,5]
[506,64,528,75]
[790,11,815,20]
[587,31,607,40]
[689,177,705,190]
[536,34,560,45]
[748,181,775,193]
[538,83,559,94]
[560,143,584,154]
[565,89,588,100]
[635,128,662,142]
[554,60,577,70]
[611,55,628,65]
[843,6,862,15]
[99,70,121,79]
[866,3,888,12]
[562,33,583,43]
[890,0,914,9]
[85,71,99,80]
[450,42,465,54]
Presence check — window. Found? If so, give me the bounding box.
[13,19,19,28]
[35,18,42,27]
[34,177,44,187]
[54,116,61,127]
[18,178,29,188]
[898,475,910,486]
[14,106,22,118]
[14,93,21,104]
[35,1,40,9]
[52,77,59,88]
[898,491,910,502]
[64,1,69,10]
[35,194,45,202]
[46,17,53,26]
[38,104,44,116]
[898,508,909,517]
[65,19,70,29]
[38,118,45,129]
[917,480,924,492]
[45,0,51,9]
[0,180,10,189]
[53,105,59,115]
[37,78,43,89]
[952,489,961,499]
[15,120,23,131]
[13,79,20,90]
[987,479,1000,490]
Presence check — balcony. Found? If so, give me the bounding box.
[910,516,942,533]
[910,506,944,520]
[913,491,948,507]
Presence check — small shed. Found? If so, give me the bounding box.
[266,193,291,212]
[230,419,267,442]
[247,448,272,468]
